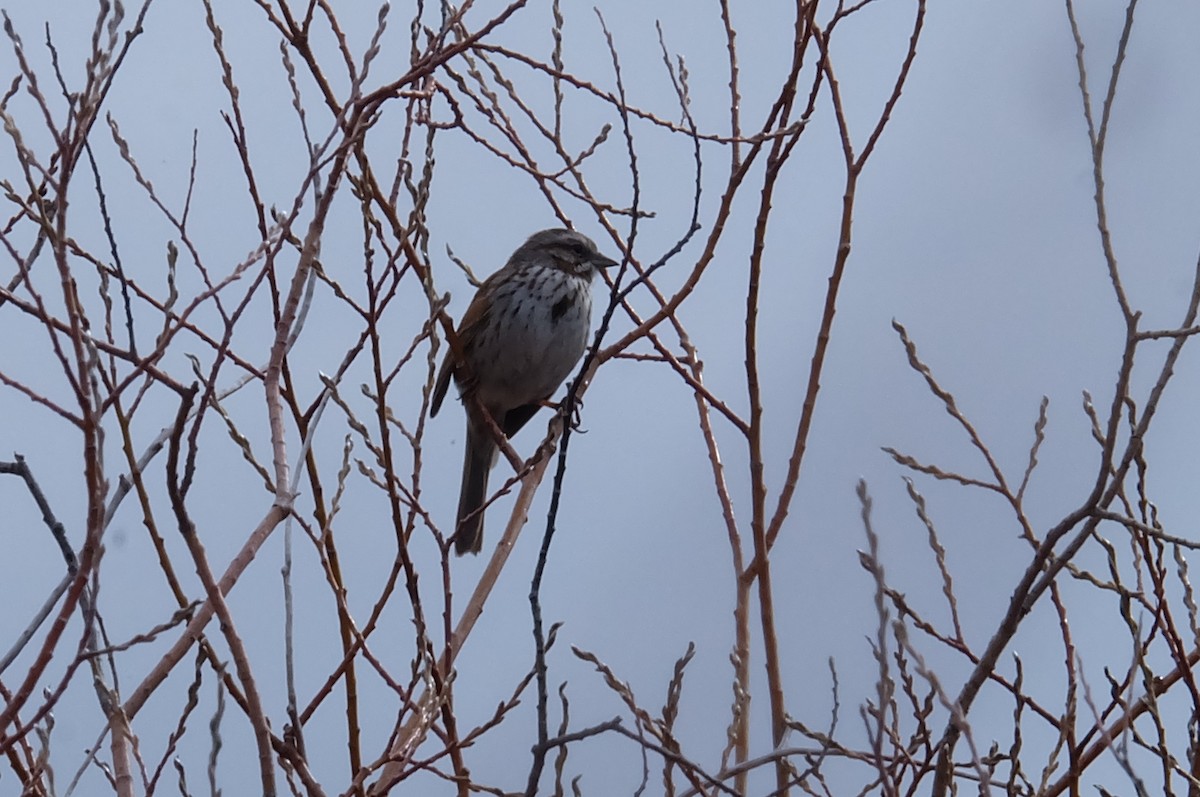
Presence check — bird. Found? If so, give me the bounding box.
[430,228,618,555]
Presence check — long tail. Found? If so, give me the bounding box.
[455,419,494,555]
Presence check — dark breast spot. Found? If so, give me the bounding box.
[551,293,574,321]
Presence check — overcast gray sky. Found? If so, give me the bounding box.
[2,1,1199,794]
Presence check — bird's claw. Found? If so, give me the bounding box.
[544,396,586,432]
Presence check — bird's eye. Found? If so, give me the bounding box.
[571,242,588,256]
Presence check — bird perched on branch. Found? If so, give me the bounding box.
[431,228,618,555]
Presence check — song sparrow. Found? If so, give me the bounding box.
[430,228,618,555]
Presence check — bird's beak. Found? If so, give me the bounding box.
[593,253,619,269]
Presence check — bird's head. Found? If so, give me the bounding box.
[517,228,618,277]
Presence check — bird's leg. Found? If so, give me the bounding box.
[542,395,585,432]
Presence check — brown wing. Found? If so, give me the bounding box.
[429,275,497,417]
[430,348,455,417]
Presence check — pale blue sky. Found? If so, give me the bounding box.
[1,1,1198,794]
